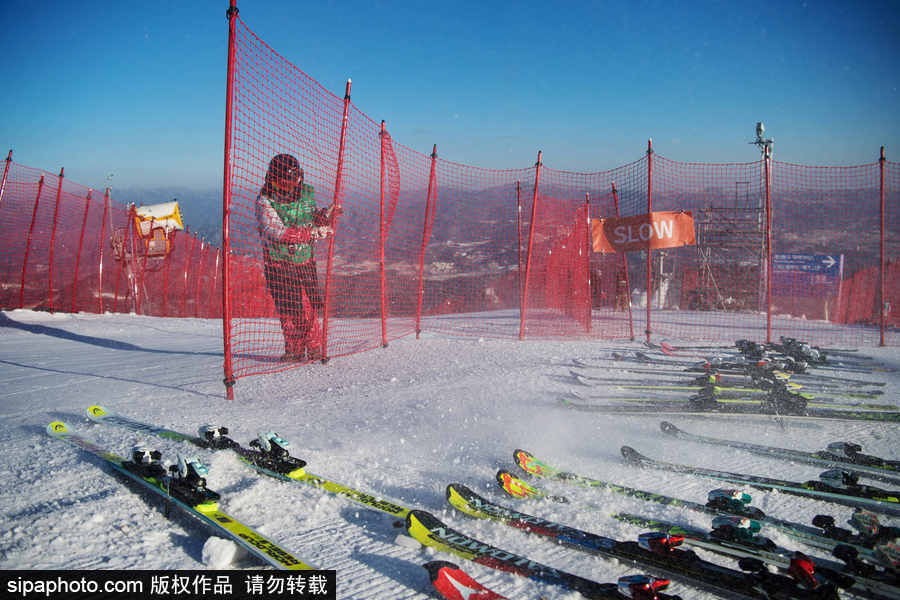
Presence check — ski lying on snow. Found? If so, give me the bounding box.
[559,393,900,423]
[565,377,892,409]
[445,483,839,600]
[406,509,680,599]
[621,446,900,517]
[509,450,895,559]
[46,421,313,570]
[569,370,886,402]
[613,513,900,600]
[86,405,410,520]
[659,421,900,486]
[579,364,885,393]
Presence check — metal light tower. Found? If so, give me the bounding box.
[751,121,774,158]
[751,122,774,335]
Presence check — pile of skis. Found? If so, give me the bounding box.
[561,337,898,421]
[458,446,900,599]
[47,406,691,599]
[46,405,900,599]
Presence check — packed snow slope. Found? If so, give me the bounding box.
[1,309,898,599]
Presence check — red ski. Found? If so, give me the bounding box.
[424,561,509,600]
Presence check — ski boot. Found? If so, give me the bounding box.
[763,387,809,415]
[825,441,864,460]
[874,541,899,573]
[167,455,220,505]
[826,509,900,546]
[616,574,671,600]
[247,431,307,476]
[705,489,766,519]
[739,556,842,598]
[736,339,767,360]
[849,509,881,538]
[812,514,857,544]
[125,446,166,479]
[687,387,721,410]
[818,469,860,492]
[197,425,240,451]
[710,515,775,550]
[638,531,686,556]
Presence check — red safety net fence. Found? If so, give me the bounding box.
[214,13,899,385]
[0,159,222,318]
[222,17,647,382]
[2,13,898,393]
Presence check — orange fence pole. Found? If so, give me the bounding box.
[20,176,45,309]
[415,144,437,338]
[611,181,635,340]
[221,0,239,397]
[764,145,773,343]
[879,146,886,346]
[519,151,543,340]
[584,192,592,334]
[379,120,388,347]
[322,78,352,361]
[645,140,653,343]
[194,240,206,318]
[71,189,93,312]
[47,168,64,312]
[516,181,523,298]
[97,188,110,313]
[0,150,12,211]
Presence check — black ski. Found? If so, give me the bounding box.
[622,446,900,517]
[659,421,900,486]
[613,513,899,599]
[406,509,680,599]
[446,483,839,600]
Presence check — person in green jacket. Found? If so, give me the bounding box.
[256,153,339,361]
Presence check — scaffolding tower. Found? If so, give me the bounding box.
[689,180,767,311]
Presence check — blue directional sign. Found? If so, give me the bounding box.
[773,253,842,275]
[772,253,843,295]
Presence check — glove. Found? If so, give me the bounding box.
[313,204,343,226]
[281,227,312,244]
[311,225,334,239]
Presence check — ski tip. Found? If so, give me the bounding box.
[621,446,649,465]
[512,448,533,463]
[496,469,541,499]
[47,421,68,435]
[424,560,509,600]
[406,508,440,530]
[423,560,459,582]
[445,482,475,503]
[86,405,108,420]
[659,421,681,435]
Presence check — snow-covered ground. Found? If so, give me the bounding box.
[0,308,897,599]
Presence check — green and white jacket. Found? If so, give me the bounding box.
[255,182,319,264]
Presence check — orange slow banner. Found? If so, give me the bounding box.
[592,211,696,253]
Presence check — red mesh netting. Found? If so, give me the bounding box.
[0,16,897,389]
[0,162,221,318]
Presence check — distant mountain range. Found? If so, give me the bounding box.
[110,183,897,279]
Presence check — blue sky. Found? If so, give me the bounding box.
[2,0,898,190]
